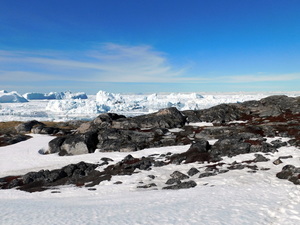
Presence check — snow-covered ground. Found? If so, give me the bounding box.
[1,134,300,225]
[1,90,300,122]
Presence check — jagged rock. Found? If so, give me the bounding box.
[163,180,197,190]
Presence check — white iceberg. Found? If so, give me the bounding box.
[0,90,28,103]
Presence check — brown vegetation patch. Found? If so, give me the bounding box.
[0,121,22,134]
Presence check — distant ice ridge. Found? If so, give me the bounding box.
[45,90,267,117]
[2,90,299,121]
[23,91,88,100]
[0,90,28,103]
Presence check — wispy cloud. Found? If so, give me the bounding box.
[0,44,188,83]
[0,44,299,85]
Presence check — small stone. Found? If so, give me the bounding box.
[148,175,155,179]
[114,181,122,184]
[88,188,97,191]
[273,158,283,165]
[137,183,157,189]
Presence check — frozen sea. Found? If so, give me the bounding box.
[1,90,300,122]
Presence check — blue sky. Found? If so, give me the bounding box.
[0,0,299,94]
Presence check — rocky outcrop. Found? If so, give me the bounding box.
[2,95,299,191]
[45,95,300,155]
[183,95,300,123]
[110,107,186,130]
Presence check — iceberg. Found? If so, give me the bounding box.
[0,91,28,103]
[23,91,88,100]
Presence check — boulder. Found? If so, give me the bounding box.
[59,131,98,156]
[47,137,66,154]
[169,139,218,164]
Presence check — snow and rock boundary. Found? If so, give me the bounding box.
[1,95,300,193]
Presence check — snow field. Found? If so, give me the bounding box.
[0,135,300,224]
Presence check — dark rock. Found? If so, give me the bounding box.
[114,181,122,184]
[198,172,217,178]
[227,163,246,170]
[47,137,66,154]
[253,154,269,162]
[163,180,197,190]
[97,128,155,152]
[137,183,157,189]
[100,157,114,162]
[279,155,293,160]
[0,133,31,146]
[170,139,217,164]
[276,164,300,185]
[187,167,200,176]
[211,138,251,158]
[183,104,245,123]
[166,178,180,185]
[112,107,187,129]
[271,140,288,148]
[148,175,155,179]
